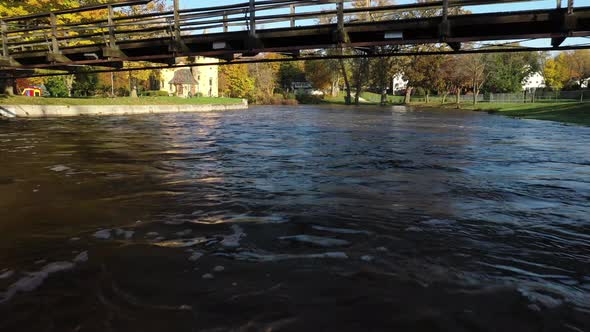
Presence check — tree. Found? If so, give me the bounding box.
[219,64,255,100]
[71,69,98,97]
[483,51,541,93]
[403,50,445,104]
[279,61,305,94]
[45,76,70,97]
[370,46,404,105]
[544,53,570,91]
[439,55,470,106]
[460,53,488,104]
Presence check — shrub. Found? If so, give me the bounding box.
[140,90,170,97]
[45,76,69,97]
[296,93,323,104]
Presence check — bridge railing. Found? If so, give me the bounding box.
[0,0,577,65]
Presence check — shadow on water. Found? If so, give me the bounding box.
[0,106,589,331]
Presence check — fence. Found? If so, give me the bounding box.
[409,90,588,104]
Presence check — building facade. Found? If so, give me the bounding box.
[522,72,546,90]
[158,57,219,97]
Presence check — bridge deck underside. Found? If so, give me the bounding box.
[5,7,590,70]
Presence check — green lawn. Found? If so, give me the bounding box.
[414,102,590,126]
[0,96,244,106]
[322,92,404,105]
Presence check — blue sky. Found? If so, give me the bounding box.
[175,0,588,49]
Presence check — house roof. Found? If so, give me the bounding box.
[168,69,198,85]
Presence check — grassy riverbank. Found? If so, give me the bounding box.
[0,96,244,106]
[319,93,590,126]
[413,102,590,126]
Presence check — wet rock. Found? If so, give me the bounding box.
[179,305,192,311]
[69,237,81,241]
[279,235,350,247]
[146,232,159,237]
[376,247,388,252]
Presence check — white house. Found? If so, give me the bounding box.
[522,71,545,90]
[392,73,408,93]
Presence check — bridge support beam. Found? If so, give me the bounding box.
[47,13,71,63]
[171,0,189,54]
[335,0,349,44]
[0,20,19,68]
[102,5,126,59]
[552,0,576,48]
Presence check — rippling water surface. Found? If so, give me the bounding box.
[0,106,589,331]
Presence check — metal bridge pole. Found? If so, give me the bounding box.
[249,0,256,37]
[223,11,229,32]
[568,0,574,14]
[290,4,295,28]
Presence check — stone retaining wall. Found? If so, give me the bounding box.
[0,100,248,118]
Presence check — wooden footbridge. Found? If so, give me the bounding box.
[0,0,589,77]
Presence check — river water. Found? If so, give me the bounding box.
[0,105,589,331]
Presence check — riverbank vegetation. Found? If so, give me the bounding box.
[0,96,243,106]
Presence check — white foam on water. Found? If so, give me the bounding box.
[114,229,134,239]
[220,225,246,248]
[312,225,371,235]
[0,262,73,304]
[0,252,90,304]
[69,237,81,241]
[0,270,14,279]
[216,251,349,262]
[213,266,225,272]
[361,255,374,262]
[405,226,424,232]
[188,252,204,261]
[146,232,159,237]
[278,235,350,247]
[175,229,193,236]
[421,219,457,227]
[48,165,71,172]
[202,273,214,279]
[73,251,88,263]
[518,288,564,309]
[154,237,213,248]
[93,229,112,240]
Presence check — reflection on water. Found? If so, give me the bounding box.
[0,105,589,331]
